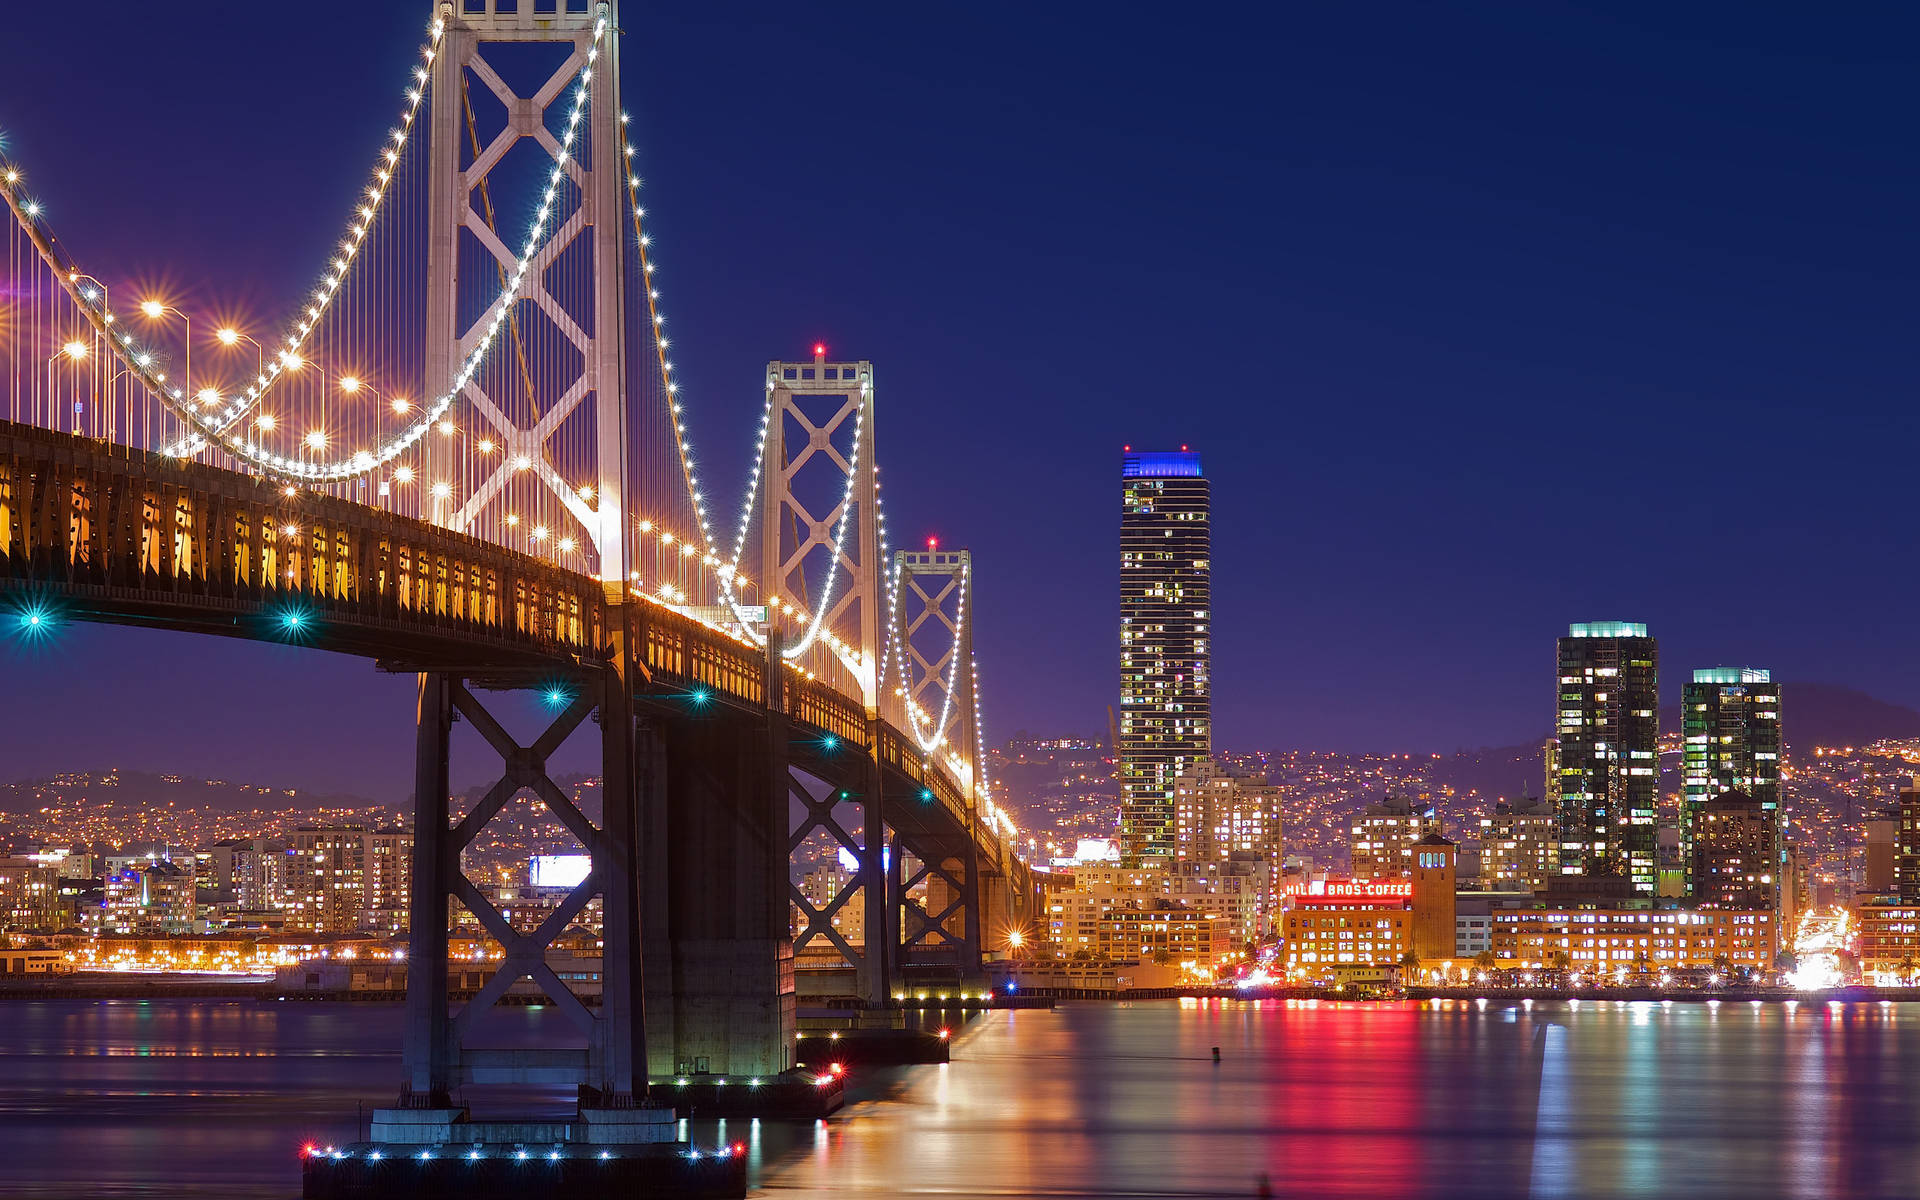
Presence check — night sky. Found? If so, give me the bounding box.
[0,3,1914,797]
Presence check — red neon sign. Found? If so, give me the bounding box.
[1287,879,1412,904]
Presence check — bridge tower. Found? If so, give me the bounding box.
[888,548,985,976]
[757,348,882,708]
[384,0,664,1141]
[426,0,630,585]
[758,348,895,1005]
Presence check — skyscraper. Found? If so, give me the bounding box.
[1556,622,1659,894]
[1682,668,1782,899]
[1119,448,1210,864]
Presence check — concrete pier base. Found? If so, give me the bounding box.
[302,1138,744,1199]
[367,1106,678,1146]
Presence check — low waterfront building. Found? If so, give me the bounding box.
[1280,861,1457,980]
[0,947,69,975]
[1046,862,1256,957]
[1856,896,1920,983]
[1486,906,1776,974]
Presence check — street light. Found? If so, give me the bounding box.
[214,326,264,378]
[47,341,89,431]
[137,300,191,404]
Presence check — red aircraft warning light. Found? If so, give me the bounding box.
[813,342,827,358]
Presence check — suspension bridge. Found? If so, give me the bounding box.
[0,0,1036,1149]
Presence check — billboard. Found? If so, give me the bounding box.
[530,854,592,888]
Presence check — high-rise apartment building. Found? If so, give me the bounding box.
[101,860,195,933]
[286,826,411,934]
[1556,622,1659,894]
[1173,757,1283,866]
[1350,795,1442,882]
[1478,797,1559,893]
[0,857,63,931]
[1900,781,1920,906]
[1690,790,1777,910]
[1118,448,1210,864]
[1681,668,1782,898]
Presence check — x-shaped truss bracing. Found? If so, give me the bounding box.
[898,847,972,950]
[440,680,609,1038]
[788,767,871,971]
[426,16,629,581]
[759,357,880,705]
[888,548,976,775]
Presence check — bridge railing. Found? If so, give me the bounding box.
[630,599,767,708]
[624,594,1020,876]
[0,421,606,657]
[876,723,973,833]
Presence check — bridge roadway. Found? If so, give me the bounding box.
[0,418,1033,1081]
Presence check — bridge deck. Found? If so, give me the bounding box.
[0,419,1020,884]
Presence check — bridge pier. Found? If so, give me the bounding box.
[641,703,796,1078]
[859,718,897,1007]
[386,625,664,1140]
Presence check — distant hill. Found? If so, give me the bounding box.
[0,769,378,816]
[1434,682,1920,805]
[1662,682,1920,752]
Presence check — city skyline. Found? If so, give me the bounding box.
[3,7,1920,1199]
[0,4,1915,799]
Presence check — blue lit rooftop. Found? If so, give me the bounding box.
[1122,450,1203,478]
[1566,621,1648,639]
[1693,667,1770,684]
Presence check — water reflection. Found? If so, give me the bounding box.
[0,999,1917,1197]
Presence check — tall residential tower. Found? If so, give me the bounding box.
[1556,622,1659,895]
[1682,668,1782,899]
[1119,449,1211,863]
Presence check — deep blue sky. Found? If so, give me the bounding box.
[0,3,1915,797]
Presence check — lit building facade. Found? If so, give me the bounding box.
[1281,880,1412,977]
[0,857,62,931]
[1857,896,1920,981]
[1280,868,1457,978]
[286,827,410,934]
[1488,907,1775,973]
[1556,621,1659,894]
[1048,863,1251,957]
[101,861,195,933]
[1690,790,1776,910]
[793,865,864,946]
[1478,797,1559,892]
[1681,668,1781,897]
[1349,795,1440,881]
[1118,449,1210,863]
[1901,782,1920,905]
[1173,757,1282,865]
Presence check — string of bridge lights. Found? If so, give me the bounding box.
[4,15,1018,850]
[617,141,870,664]
[163,14,448,456]
[616,121,719,571]
[886,555,972,756]
[6,14,605,485]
